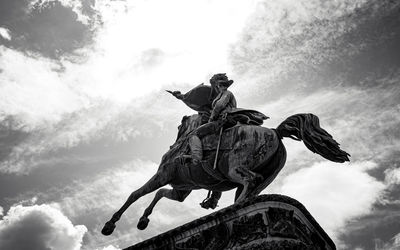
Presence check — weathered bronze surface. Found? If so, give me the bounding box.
[101,112,349,236]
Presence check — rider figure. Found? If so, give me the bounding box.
[169,73,238,209]
[188,73,237,164]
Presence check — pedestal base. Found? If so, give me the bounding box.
[125,194,335,250]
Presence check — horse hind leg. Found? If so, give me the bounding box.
[101,164,174,236]
[228,165,263,203]
[137,189,191,230]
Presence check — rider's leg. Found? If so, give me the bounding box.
[138,189,191,230]
[188,121,219,163]
[188,136,202,164]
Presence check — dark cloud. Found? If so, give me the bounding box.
[231,0,400,104]
[0,0,30,26]
[342,161,400,249]
[0,116,30,163]
[0,0,98,59]
[339,207,400,250]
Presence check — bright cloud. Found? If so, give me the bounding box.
[0,204,87,250]
[0,46,86,128]
[99,245,121,250]
[279,161,385,244]
[0,27,11,40]
[63,0,261,103]
[385,167,400,186]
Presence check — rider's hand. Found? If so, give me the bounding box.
[172,91,183,99]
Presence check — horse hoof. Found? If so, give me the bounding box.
[137,217,150,230]
[101,221,116,236]
[200,198,218,210]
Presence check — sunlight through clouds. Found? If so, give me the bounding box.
[64,0,261,103]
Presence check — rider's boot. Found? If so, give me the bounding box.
[188,135,203,164]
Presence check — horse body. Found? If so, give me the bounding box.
[169,125,283,192]
[102,113,349,235]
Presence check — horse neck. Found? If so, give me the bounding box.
[162,114,202,164]
[162,136,189,163]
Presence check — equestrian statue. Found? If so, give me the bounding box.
[102,73,350,235]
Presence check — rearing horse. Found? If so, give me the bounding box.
[102,113,349,235]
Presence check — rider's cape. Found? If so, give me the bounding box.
[171,84,218,112]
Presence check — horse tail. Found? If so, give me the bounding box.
[276,113,350,163]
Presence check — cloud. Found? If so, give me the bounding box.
[278,161,385,244]
[0,0,97,59]
[385,167,400,186]
[30,0,95,25]
[0,204,87,250]
[0,0,263,175]
[0,46,85,128]
[231,0,371,76]
[99,245,121,250]
[0,206,3,217]
[388,233,400,250]
[0,90,189,174]
[0,27,11,40]
[230,0,400,106]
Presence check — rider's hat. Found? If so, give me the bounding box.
[210,73,234,88]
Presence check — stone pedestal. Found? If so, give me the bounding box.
[125,194,335,250]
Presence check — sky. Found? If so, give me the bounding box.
[0,0,399,249]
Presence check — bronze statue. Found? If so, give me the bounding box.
[101,74,350,235]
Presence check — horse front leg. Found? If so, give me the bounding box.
[137,189,191,230]
[101,164,174,236]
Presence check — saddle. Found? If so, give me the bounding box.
[201,126,236,151]
[227,108,269,126]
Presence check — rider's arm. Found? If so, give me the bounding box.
[209,91,232,121]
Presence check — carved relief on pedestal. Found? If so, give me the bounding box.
[266,207,297,239]
[229,212,268,248]
[175,222,230,250]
